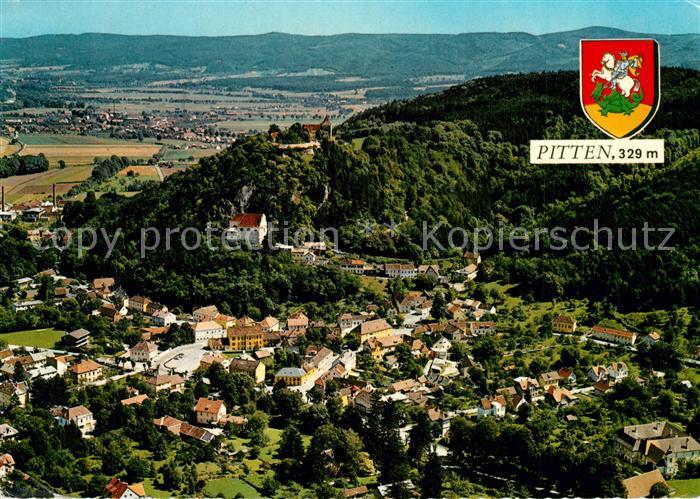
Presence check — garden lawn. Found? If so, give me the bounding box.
[669,478,700,497]
[204,477,258,498]
[1,328,66,348]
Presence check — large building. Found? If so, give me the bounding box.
[274,367,315,387]
[130,341,158,364]
[552,315,577,334]
[617,421,700,476]
[229,358,266,384]
[591,325,638,345]
[359,318,393,344]
[384,263,417,279]
[228,325,265,351]
[53,405,95,437]
[68,359,103,384]
[192,321,225,342]
[225,213,268,247]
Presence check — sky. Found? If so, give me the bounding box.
[0,0,698,38]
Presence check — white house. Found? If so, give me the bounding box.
[477,395,507,418]
[53,405,95,437]
[194,398,227,425]
[588,365,608,382]
[130,341,159,364]
[431,337,452,359]
[0,454,14,479]
[384,263,417,279]
[225,213,268,247]
[151,310,176,327]
[608,362,629,381]
[192,321,225,342]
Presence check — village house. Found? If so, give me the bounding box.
[545,386,577,406]
[194,398,227,425]
[340,259,367,275]
[99,303,125,323]
[588,365,609,382]
[214,313,237,329]
[141,326,168,342]
[130,341,159,364]
[104,476,146,499]
[364,335,403,360]
[153,416,216,444]
[0,423,19,442]
[360,318,393,344]
[467,321,498,337]
[68,359,103,384]
[146,374,185,394]
[608,361,629,381]
[126,296,151,313]
[274,367,314,387]
[455,263,479,281]
[304,346,337,374]
[229,358,266,384]
[225,213,268,246]
[192,320,225,342]
[200,352,228,371]
[431,337,453,359]
[513,376,543,400]
[259,316,280,332]
[384,263,417,279]
[591,325,638,345]
[538,371,561,391]
[478,395,507,418]
[193,305,219,322]
[0,381,28,408]
[53,405,95,437]
[228,324,265,351]
[617,421,700,476]
[291,247,317,265]
[552,315,577,334]
[287,311,309,331]
[641,332,661,345]
[417,264,441,280]
[398,291,428,314]
[338,313,371,335]
[151,310,176,327]
[0,454,14,479]
[121,394,149,407]
[557,367,577,385]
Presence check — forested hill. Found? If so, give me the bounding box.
[41,69,700,313]
[1,28,698,79]
[342,68,700,143]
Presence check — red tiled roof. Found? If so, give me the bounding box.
[230,213,264,228]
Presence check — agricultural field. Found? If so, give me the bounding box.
[1,165,93,203]
[0,136,21,156]
[16,133,162,167]
[0,328,66,349]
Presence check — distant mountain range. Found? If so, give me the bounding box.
[1,27,698,80]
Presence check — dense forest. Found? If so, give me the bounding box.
[0,154,49,179]
[4,68,699,312]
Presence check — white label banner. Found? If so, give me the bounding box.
[530,139,664,164]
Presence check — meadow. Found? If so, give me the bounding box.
[0,328,66,349]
